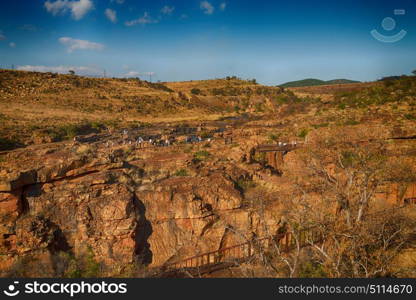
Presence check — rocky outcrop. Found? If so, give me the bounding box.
[0,136,280,275]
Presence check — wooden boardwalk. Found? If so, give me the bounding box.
[154,204,414,277]
[160,226,323,273]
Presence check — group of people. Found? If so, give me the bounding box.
[72,129,212,151]
[116,130,210,149]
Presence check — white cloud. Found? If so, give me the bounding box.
[59,37,104,53]
[17,65,101,75]
[200,1,214,15]
[123,71,155,78]
[124,71,140,77]
[9,42,16,48]
[125,12,159,26]
[161,5,174,15]
[44,0,93,20]
[0,31,6,40]
[111,0,124,4]
[105,8,117,23]
[219,2,226,11]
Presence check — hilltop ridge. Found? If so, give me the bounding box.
[279,78,360,88]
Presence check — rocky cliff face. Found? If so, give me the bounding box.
[1,116,415,277]
[0,130,281,276]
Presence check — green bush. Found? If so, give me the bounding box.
[0,137,21,150]
[66,247,101,278]
[254,103,265,112]
[404,114,416,120]
[311,123,329,129]
[298,261,327,278]
[338,103,346,110]
[174,169,188,176]
[235,178,255,191]
[344,119,360,126]
[340,150,359,168]
[253,151,266,164]
[193,150,210,161]
[191,88,201,95]
[268,132,281,142]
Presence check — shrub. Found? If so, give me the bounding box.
[191,88,201,95]
[193,150,210,161]
[404,114,416,120]
[298,128,309,138]
[340,150,359,168]
[298,261,327,278]
[311,123,329,129]
[253,151,266,164]
[0,137,21,150]
[66,247,101,278]
[268,132,280,142]
[200,131,212,139]
[254,103,265,112]
[174,169,188,176]
[338,103,346,110]
[344,119,360,126]
[235,178,256,191]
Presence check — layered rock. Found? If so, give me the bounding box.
[0,137,279,275]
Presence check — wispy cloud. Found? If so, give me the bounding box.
[17,65,101,75]
[44,0,93,20]
[110,0,124,4]
[125,12,159,26]
[161,5,174,15]
[105,8,117,23]
[59,37,104,53]
[200,1,214,15]
[219,2,226,11]
[9,42,16,48]
[124,71,140,77]
[123,70,155,78]
[0,31,5,40]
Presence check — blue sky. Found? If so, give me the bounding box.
[0,0,415,85]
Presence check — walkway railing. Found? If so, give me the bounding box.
[161,204,414,272]
[163,226,323,271]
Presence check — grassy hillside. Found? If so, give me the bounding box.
[0,70,294,150]
[279,78,360,88]
[1,70,414,152]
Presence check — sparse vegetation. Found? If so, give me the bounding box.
[297,128,309,138]
[235,178,256,192]
[193,150,211,161]
[174,169,188,176]
[191,88,201,95]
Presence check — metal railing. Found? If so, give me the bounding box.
[161,204,414,272]
[162,226,323,270]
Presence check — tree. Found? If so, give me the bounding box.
[280,128,416,277]
[412,70,416,76]
[68,70,75,75]
[190,88,201,95]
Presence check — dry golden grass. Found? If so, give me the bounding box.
[0,70,286,149]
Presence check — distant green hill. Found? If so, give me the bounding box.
[279,78,360,88]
